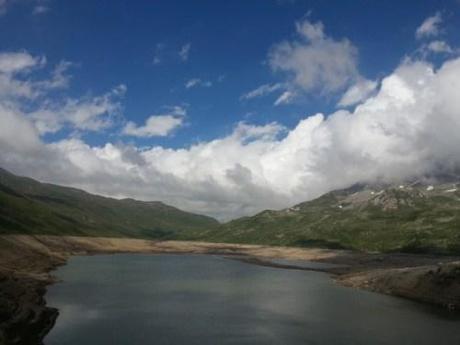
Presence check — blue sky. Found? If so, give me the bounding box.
[1,0,458,148]
[1,0,460,219]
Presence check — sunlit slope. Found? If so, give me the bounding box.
[0,168,218,239]
[180,182,460,253]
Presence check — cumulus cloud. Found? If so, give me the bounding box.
[0,51,125,135]
[122,106,185,137]
[30,84,126,134]
[185,78,212,89]
[0,51,45,74]
[0,52,72,101]
[179,43,191,61]
[3,50,460,221]
[338,79,378,107]
[268,18,359,95]
[416,12,443,39]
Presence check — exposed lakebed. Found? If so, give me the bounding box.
[45,254,460,345]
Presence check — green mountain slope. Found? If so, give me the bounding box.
[0,168,218,239]
[179,182,460,254]
[2,167,460,254]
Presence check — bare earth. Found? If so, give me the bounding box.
[1,234,459,345]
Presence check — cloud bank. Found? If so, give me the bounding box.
[2,47,460,220]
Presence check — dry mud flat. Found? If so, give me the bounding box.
[0,235,459,344]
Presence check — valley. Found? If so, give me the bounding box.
[1,168,460,344]
[0,234,459,344]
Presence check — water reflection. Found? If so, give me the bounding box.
[45,254,460,345]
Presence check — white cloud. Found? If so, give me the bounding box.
[241,83,294,106]
[0,73,37,100]
[165,105,187,116]
[0,51,44,74]
[338,79,378,107]
[241,83,284,100]
[30,84,126,134]
[0,51,123,135]
[179,43,191,61]
[425,40,453,54]
[274,90,295,106]
[416,12,443,39]
[39,60,72,89]
[122,106,186,137]
[122,116,183,137]
[185,78,212,89]
[417,39,456,59]
[268,18,359,95]
[0,52,72,102]
[0,103,42,152]
[295,19,325,41]
[3,50,460,221]
[185,79,200,88]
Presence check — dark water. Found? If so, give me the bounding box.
[45,254,460,345]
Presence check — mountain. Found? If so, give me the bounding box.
[2,167,460,254]
[179,181,460,254]
[0,168,218,239]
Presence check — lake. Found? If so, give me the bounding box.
[45,254,460,345]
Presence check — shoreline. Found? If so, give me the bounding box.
[1,235,459,345]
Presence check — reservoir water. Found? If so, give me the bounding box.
[45,254,460,345]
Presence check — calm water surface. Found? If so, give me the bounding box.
[45,254,460,345]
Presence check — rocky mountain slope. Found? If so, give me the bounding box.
[181,181,460,253]
[0,168,218,239]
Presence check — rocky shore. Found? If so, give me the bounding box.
[1,234,459,344]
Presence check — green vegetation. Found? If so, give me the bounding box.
[178,183,460,254]
[1,167,459,254]
[0,168,218,239]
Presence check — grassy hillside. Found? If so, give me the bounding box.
[179,182,460,254]
[0,168,218,239]
[2,167,460,254]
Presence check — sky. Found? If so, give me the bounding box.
[1,0,460,220]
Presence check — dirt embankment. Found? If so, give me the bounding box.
[0,235,459,344]
[339,263,460,310]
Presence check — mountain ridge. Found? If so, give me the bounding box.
[2,167,460,254]
[0,167,219,239]
[178,180,460,254]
